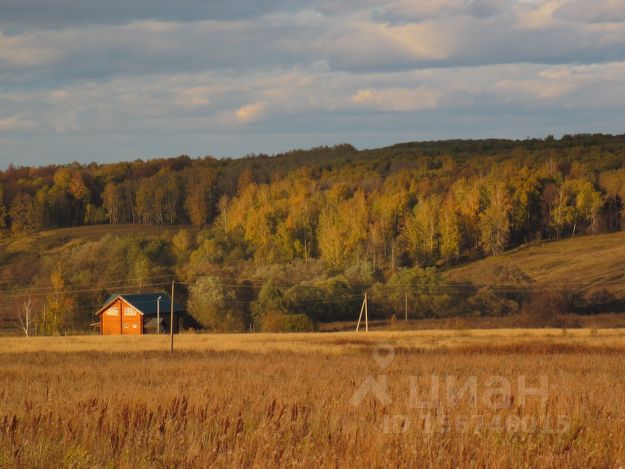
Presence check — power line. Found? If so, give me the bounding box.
[2,281,171,300]
[1,274,175,296]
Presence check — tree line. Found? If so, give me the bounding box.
[3,134,625,333]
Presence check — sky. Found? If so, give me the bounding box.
[1,0,625,167]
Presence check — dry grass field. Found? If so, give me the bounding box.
[1,330,625,467]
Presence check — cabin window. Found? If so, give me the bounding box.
[123,324,129,328]
[132,324,138,329]
[123,305,137,317]
[105,306,119,316]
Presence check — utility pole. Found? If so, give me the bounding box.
[169,279,175,353]
[356,293,370,332]
[356,293,368,332]
[157,295,162,334]
[405,292,408,322]
[356,296,364,332]
[364,292,368,332]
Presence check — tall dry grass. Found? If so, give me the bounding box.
[0,333,624,467]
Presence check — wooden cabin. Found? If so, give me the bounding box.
[95,293,184,335]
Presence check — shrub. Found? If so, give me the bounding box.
[261,313,314,332]
[467,286,520,317]
[522,289,572,327]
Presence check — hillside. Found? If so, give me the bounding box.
[3,222,625,335]
[4,134,625,334]
[0,224,194,285]
[445,230,625,296]
[0,225,196,333]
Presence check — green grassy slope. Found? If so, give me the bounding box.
[445,230,625,295]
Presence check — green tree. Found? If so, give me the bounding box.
[187,276,244,331]
[371,267,454,319]
[251,280,287,327]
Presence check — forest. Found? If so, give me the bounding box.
[3,133,625,334]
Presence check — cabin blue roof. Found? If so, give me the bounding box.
[97,293,184,316]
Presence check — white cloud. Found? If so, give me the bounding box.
[233,102,266,124]
[1,1,625,164]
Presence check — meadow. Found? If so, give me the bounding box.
[1,330,625,468]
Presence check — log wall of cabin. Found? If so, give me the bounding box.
[100,299,144,335]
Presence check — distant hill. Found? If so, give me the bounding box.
[445,230,625,296]
[3,134,625,334]
[0,224,195,334]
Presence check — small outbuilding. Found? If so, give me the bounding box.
[95,293,184,335]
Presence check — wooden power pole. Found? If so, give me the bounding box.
[169,279,175,354]
[405,292,408,322]
[365,292,368,332]
[356,293,369,332]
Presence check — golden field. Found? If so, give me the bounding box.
[1,330,625,467]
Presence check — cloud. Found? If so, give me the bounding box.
[1,1,625,165]
[233,102,266,124]
[515,0,566,29]
[0,115,34,132]
[0,0,299,30]
[351,87,441,111]
[555,0,625,23]
[1,2,624,83]
[174,86,212,110]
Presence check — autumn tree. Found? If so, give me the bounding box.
[479,182,512,255]
[216,195,231,236]
[402,195,440,265]
[369,189,408,269]
[185,168,216,225]
[40,267,78,335]
[102,182,125,224]
[450,178,481,256]
[318,189,368,269]
[9,193,39,233]
[572,179,603,235]
[510,167,541,243]
[172,229,194,262]
[549,179,600,237]
[16,297,36,336]
[439,196,461,263]
[68,171,91,224]
[599,170,623,230]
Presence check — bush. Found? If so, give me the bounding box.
[467,286,520,317]
[261,313,314,332]
[522,289,572,327]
